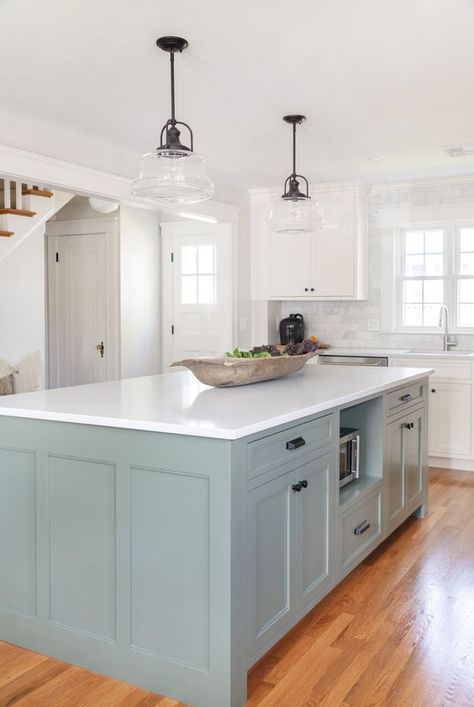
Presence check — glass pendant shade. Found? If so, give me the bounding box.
[267,115,322,234]
[132,149,214,204]
[132,36,214,206]
[267,197,319,234]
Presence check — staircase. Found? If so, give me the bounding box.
[0,178,73,262]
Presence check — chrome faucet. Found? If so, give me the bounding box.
[438,305,457,351]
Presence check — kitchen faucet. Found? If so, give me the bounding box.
[438,305,457,351]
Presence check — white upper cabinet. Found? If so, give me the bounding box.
[250,183,368,301]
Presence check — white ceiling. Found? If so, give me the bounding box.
[2,0,474,190]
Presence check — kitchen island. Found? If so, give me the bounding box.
[0,365,430,707]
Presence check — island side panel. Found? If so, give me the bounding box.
[0,416,246,707]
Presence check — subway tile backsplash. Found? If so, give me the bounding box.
[281,178,474,351]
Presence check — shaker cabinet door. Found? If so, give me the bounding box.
[295,454,334,610]
[386,417,404,531]
[269,231,313,298]
[429,382,472,458]
[404,408,424,510]
[246,471,295,658]
[313,189,356,298]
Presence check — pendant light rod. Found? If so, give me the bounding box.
[170,50,176,122]
[292,121,297,177]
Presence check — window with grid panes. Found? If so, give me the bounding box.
[396,224,474,330]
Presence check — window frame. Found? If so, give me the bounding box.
[394,220,474,333]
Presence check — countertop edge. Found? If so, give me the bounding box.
[0,368,432,440]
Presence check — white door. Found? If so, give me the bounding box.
[161,222,234,368]
[47,221,119,388]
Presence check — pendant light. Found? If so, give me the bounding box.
[267,115,319,234]
[132,36,214,205]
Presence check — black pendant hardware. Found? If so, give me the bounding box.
[280,115,311,202]
[156,36,194,157]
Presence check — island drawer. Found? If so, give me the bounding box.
[247,414,335,480]
[386,381,424,414]
[340,488,382,571]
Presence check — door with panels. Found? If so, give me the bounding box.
[246,469,294,658]
[386,407,425,532]
[161,222,234,369]
[246,451,335,661]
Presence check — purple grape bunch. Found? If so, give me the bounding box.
[285,339,319,356]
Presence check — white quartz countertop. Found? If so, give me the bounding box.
[0,366,431,440]
[318,348,474,359]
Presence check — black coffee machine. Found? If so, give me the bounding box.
[279,313,305,345]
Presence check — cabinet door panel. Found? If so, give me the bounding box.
[313,190,355,298]
[247,471,294,657]
[429,383,472,457]
[386,418,404,529]
[296,454,334,609]
[404,409,424,508]
[269,231,313,298]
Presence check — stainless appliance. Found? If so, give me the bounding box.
[279,313,305,345]
[319,354,388,367]
[339,427,360,487]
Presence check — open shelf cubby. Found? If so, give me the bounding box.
[339,396,384,512]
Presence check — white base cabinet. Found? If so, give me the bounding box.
[429,382,472,458]
[389,357,473,464]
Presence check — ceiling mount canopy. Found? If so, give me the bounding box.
[267,114,321,234]
[132,35,214,205]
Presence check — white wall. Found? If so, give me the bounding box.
[119,206,161,378]
[0,221,46,379]
[281,176,474,350]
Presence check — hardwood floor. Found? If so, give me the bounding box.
[1,468,473,706]
[247,468,474,706]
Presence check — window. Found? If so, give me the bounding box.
[396,223,474,330]
[180,244,216,305]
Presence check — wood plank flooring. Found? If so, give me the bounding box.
[0,468,473,706]
[247,468,474,706]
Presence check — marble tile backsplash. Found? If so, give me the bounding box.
[281,178,474,351]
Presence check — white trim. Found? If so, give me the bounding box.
[0,143,240,223]
[430,456,474,472]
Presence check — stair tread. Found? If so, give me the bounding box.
[0,208,36,217]
[0,230,14,237]
[22,189,54,198]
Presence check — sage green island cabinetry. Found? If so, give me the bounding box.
[0,366,430,707]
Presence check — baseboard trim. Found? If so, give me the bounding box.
[429,456,474,471]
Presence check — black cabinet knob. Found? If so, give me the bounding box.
[292,483,302,493]
[300,480,308,489]
[310,287,315,292]
[304,287,309,292]
[431,388,436,393]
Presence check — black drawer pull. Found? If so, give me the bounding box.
[300,479,308,489]
[353,520,371,536]
[286,436,306,450]
[399,393,412,402]
[292,483,302,493]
